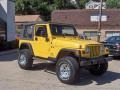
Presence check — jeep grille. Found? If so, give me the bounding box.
[88,45,101,57]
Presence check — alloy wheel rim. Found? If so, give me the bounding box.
[19,54,27,65]
[59,63,71,80]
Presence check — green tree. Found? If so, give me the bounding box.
[53,0,77,9]
[30,0,52,21]
[106,0,120,8]
[15,0,52,21]
[15,0,78,21]
[15,0,34,14]
[79,0,89,9]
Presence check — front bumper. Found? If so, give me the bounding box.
[109,50,120,57]
[80,56,112,66]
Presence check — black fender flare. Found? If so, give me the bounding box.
[56,49,80,60]
[19,43,34,56]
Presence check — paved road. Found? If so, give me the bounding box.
[0,52,120,90]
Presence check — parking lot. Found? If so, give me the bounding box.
[0,52,120,90]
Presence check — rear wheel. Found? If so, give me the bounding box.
[18,49,33,70]
[89,62,108,76]
[56,56,79,84]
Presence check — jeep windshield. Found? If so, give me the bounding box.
[50,24,78,36]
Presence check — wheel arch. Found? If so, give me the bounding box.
[19,43,34,56]
[56,49,80,61]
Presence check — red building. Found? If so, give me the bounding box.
[52,9,120,41]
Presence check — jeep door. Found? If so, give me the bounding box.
[34,25,50,58]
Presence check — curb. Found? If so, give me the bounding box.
[0,49,19,56]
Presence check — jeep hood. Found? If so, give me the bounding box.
[52,37,101,49]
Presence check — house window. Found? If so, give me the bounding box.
[84,31,98,38]
[106,31,120,38]
[17,25,23,29]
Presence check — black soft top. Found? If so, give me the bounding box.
[17,21,74,26]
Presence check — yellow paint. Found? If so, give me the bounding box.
[19,23,108,59]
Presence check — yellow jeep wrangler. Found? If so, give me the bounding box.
[18,22,112,84]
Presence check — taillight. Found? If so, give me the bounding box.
[116,43,120,50]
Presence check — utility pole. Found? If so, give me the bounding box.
[97,0,103,42]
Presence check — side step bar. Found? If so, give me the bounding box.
[33,57,56,64]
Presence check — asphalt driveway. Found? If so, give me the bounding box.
[0,52,120,90]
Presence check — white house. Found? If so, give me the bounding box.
[0,0,15,41]
[70,0,76,4]
[85,0,106,9]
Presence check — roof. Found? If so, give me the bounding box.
[18,21,48,26]
[15,15,42,23]
[52,9,120,29]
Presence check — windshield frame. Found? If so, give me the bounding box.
[50,24,78,36]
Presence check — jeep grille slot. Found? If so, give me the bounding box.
[88,45,100,57]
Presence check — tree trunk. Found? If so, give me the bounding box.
[75,0,80,8]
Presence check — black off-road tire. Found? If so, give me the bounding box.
[56,56,80,84]
[18,49,33,70]
[89,62,108,76]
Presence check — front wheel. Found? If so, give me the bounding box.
[89,62,108,76]
[56,56,79,84]
[18,49,33,70]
